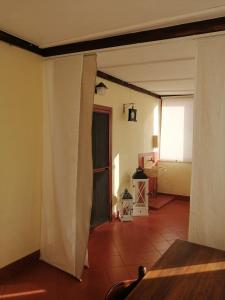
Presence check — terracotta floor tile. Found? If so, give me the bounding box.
[89,254,125,269]
[152,240,172,254]
[2,200,189,300]
[121,249,161,266]
[106,267,130,285]
[160,232,179,241]
[88,243,119,255]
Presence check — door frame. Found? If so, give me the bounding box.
[93,104,112,221]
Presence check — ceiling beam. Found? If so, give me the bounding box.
[161,94,194,97]
[0,30,42,56]
[97,70,161,99]
[42,16,225,57]
[1,16,225,58]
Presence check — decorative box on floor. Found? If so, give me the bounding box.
[119,189,133,221]
[132,167,149,216]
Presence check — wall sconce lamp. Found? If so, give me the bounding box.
[95,82,108,95]
[123,103,137,122]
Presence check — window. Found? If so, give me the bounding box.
[160,97,193,162]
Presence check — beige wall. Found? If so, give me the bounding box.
[94,78,160,205]
[157,162,192,196]
[0,42,43,267]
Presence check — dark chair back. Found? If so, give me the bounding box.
[105,266,146,300]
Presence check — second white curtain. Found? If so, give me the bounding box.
[189,35,225,250]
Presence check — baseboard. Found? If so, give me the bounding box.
[157,192,190,201]
[0,250,40,281]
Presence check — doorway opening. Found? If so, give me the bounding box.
[90,105,112,228]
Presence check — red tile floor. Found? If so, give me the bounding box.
[0,200,189,300]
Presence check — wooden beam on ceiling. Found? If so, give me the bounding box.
[0,30,42,56]
[97,70,161,99]
[41,16,225,57]
[1,17,225,58]
[161,94,194,97]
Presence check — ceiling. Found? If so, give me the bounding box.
[1,0,224,96]
[0,0,225,47]
[97,39,196,96]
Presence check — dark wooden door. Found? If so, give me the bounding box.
[91,105,112,228]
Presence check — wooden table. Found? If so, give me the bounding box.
[126,239,225,300]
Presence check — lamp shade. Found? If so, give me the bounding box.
[132,167,148,179]
[95,82,108,95]
[121,188,133,200]
[152,135,158,148]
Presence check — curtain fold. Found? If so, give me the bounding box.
[41,54,96,279]
[189,35,225,250]
[75,54,97,277]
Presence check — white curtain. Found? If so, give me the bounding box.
[189,35,225,250]
[41,54,96,279]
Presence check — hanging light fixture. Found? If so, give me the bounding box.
[95,82,108,95]
[123,103,137,122]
